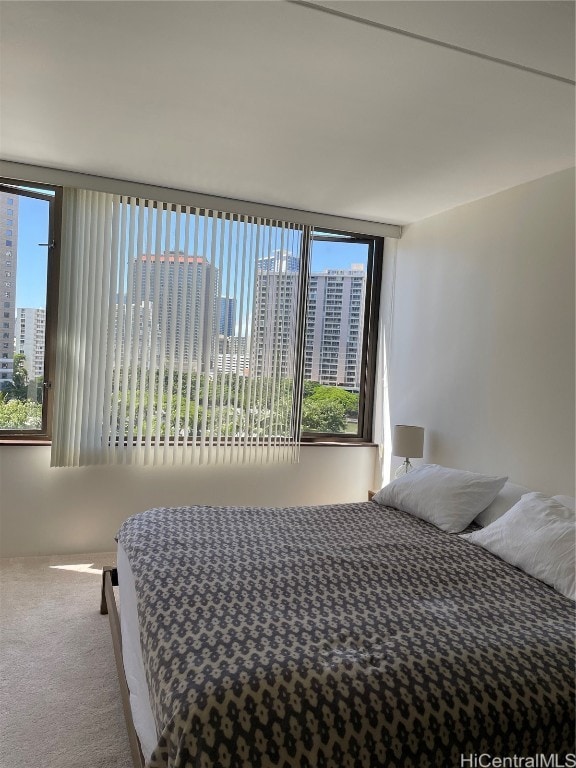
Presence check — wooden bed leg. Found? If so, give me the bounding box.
[100,566,118,615]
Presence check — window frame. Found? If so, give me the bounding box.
[0,179,384,447]
[0,179,62,443]
[299,228,383,445]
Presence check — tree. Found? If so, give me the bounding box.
[2,354,29,402]
[301,399,347,432]
[302,380,321,398]
[308,385,359,418]
[0,398,42,429]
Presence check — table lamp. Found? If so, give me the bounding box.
[393,425,424,477]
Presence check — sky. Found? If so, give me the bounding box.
[17,198,369,308]
[311,239,369,273]
[15,195,50,309]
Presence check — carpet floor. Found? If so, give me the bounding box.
[0,552,133,768]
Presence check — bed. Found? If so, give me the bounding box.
[101,494,575,768]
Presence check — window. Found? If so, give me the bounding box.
[0,180,61,440]
[1,179,387,451]
[301,230,382,442]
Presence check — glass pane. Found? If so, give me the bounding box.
[302,232,370,434]
[0,189,51,431]
[110,204,304,446]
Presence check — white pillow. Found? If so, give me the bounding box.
[553,495,576,512]
[462,492,576,600]
[475,481,532,527]
[372,464,507,533]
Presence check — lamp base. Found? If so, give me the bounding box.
[394,458,414,478]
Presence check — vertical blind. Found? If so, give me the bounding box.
[51,188,309,467]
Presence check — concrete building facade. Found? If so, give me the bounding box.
[133,253,219,371]
[304,265,366,388]
[0,192,18,383]
[252,250,300,379]
[16,308,46,381]
[252,250,366,388]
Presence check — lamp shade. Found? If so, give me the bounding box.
[392,425,424,458]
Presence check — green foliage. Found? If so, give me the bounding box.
[307,385,359,418]
[0,398,42,429]
[302,380,321,398]
[301,398,347,433]
[113,371,296,440]
[0,361,360,437]
[299,382,359,432]
[0,355,43,430]
[1,353,30,402]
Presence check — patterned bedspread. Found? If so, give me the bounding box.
[116,502,575,768]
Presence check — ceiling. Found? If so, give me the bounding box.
[0,0,574,226]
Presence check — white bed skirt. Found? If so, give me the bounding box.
[117,542,158,763]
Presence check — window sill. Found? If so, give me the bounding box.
[0,439,51,446]
[0,439,376,448]
[301,440,377,447]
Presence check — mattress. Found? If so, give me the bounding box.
[116,501,575,768]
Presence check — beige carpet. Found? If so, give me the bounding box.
[0,552,133,768]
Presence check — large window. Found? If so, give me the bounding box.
[0,179,383,451]
[0,181,61,441]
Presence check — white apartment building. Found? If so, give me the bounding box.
[133,253,220,371]
[113,300,162,368]
[304,264,366,388]
[1,192,18,383]
[17,307,45,380]
[216,353,249,376]
[253,251,366,388]
[252,250,300,379]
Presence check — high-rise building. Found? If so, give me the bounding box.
[252,251,367,388]
[132,253,220,371]
[257,250,300,274]
[16,308,46,381]
[216,353,249,376]
[219,297,236,337]
[304,265,366,388]
[252,250,301,378]
[0,192,18,383]
[113,300,162,367]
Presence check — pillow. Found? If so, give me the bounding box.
[553,495,576,512]
[475,481,532,527]
[462,492,575,600]
[372,464,507,533]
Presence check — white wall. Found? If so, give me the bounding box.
[385,168,575,496]
[0,445,376,557]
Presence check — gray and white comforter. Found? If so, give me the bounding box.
[116,502,575,768]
